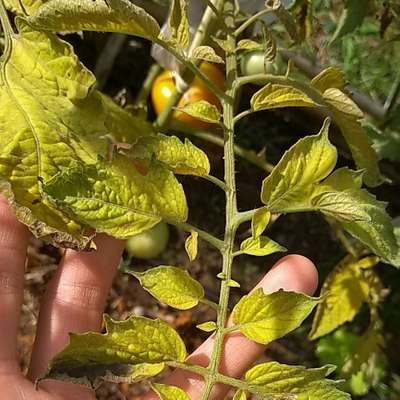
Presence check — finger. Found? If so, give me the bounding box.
[0,196,30,373]
[142,254,318,400]
[28,235,125,381]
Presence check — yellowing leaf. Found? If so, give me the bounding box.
[232,288,319,345]
[169,0,190,50]
[196,321,217,332]
[240,236,286,257]
[261,119,337,212]
[309,255,380,340]
[131,134,210,176]
[251,83,318,110]
[323,88,363,120]
[245,362,350,400]
[191,46,224,63]
[311,67,346,92]
[47,315,186,384]
[185,231,198,261]
[176,100,221,124]
[43,157,188,239]
[237,39,261,51]
[29,0,161,41]
[152,383,190,400]
[5,0,46,14]
[251,207,271,238]
[233,389,247,400]
[0,20,149,249]
[132,266,204,310]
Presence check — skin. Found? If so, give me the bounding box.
[0,195,318,399]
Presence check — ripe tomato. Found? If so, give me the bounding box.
[151,62,225,129]
[240,50,278,77]
[125,222,169,259]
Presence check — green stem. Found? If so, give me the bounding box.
[176,221,224,250]
[134,63,161,111]
[200,298,220,312]
[200,3,238,399]
[234,8,273,37]
[233,109,253,125]
[203,174,227,191]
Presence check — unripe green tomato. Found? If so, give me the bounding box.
[240,50,276,77]
[125,222,169,259]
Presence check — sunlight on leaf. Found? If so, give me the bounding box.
[240,236,286,257]
[191,46,224,64]
[251,207,271,238]
[185,230,199,261]
[169,0,190,50]
[196,321,217,332]
[5,0,46,14]
[152,383,190,400]
[311,67,347,92]
[176,100,221,124]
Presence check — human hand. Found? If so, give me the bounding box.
[0,196,318,399]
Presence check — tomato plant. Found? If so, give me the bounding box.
[125,222,169,259]
[240,50,277,76]
[0,0,398,399]
[151,62,225,128]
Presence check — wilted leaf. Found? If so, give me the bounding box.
[176,100,221,125]
[191,46,224,63]
[252,207,271,238]
[29,0,161,40]
[196,321,217,332]
[185,231,198,261]
[251,83,318,110]
[169,0,190,50]
[246,362,350,399]
[131,266,204,310]
[311,68,347,92]
[152,383,190,400]
[240,236,286,257]
[43,157,188,239]
[130,134,210,176]
[310,256,379,340]
[232,288,319,345]
[47,315,186,384]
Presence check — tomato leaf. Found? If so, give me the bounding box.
[29,0,161,41]
[43,157,188,239]
[131,266,204,310]
[152,383,190,400]
[240,236,286,257]
[46,315,186,386]
[309,256,380,340]
[176,100,221,125]
[311,67,347,92]
[251,207,271,238]
[5,0,46,14]
[196,321,217,332]
[232,288,319,345]
[191,46,224,64]
[245,362,351,399]
[169,0,190,50]
[185,230,199,261]
[233,390,247,400]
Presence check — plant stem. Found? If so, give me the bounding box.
[233,109,253,125]
[200,298,220,312]
[176,222,224,250]
[200,3,238,399]
[134,63,161,111]
[234,8,273,37]
[203,174,227,191]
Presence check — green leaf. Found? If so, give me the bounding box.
[245,361,350,400]
[176,100,221,125]
[251,83,318,110]
[29,0,161,41]
[5,0,46,14]
[311,67,347,92]
[261,119,337,213]
[152,383,190,400]
[43,157,188,239]
[131,134,210,176]
[240,236,286,257]
[329,0,369,45]
[233,389,247,400]
[309,256,379,340]
[169,0,190,50]
[131,266,204,310]
[196,321,217,332]
[252,207,271,238]
[185,231,198,261]
[191,46,224,64]
[232,288,319,345]
[46,315,186,384]
[0,20,150,249]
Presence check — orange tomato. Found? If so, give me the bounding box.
[151,62,225,129]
